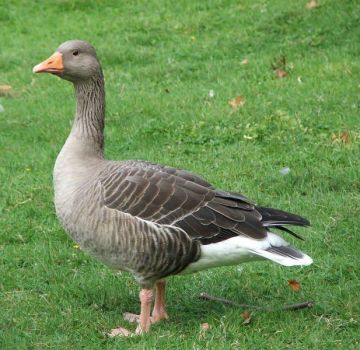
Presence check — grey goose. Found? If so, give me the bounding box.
[33,40,313,336]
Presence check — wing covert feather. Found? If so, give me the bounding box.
[100,161,268,244]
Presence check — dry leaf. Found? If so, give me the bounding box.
[332,131,350,144]
[199,322,210,339]
[200,323,210,331]
[288,279,301,292]
[241,58,249,65]
[229,95,245,109]
[276,69,288,78]
[0,84,12,97]
[340,131,350,144]
[306,1,319,9]
[242,310,252,325]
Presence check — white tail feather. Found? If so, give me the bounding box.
[251,248,313,266]
[182,232,313,274]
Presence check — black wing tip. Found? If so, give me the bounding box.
[258,206,310,227]
[303,219,311,227]
[282,217,311,227]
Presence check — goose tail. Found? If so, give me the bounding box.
[252,232,313,266]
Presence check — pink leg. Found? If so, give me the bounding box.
[152,280,168,322]
[135,288,153,334]
[108,288,153,337]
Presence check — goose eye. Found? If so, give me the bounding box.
[73,50,79,56]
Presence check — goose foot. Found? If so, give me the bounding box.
[123,281,168,324]
[107,327,132,337]
[151,310,168,323]
[108,288,153,337]
[123,312,140,323]
[108,282,169,337]
[123,281,169,323]
[123,311,168,324]
[107,324,149,337]
[152,281,168,323]
[123,310,169,323]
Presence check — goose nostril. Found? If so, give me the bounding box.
[48,61,53,64]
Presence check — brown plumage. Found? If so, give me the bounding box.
[33,40,313,336]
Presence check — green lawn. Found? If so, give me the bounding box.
[1,0,360,348]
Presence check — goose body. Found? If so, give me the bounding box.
[33,40,312,335]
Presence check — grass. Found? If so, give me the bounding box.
[1,0,360,348]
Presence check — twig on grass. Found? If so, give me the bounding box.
[199,292,314,312]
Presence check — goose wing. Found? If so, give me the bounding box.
[100,161,267,244]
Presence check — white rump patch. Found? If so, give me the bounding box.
[182,232,312,274]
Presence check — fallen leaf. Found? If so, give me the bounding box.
[288,279,301,292]
[199,322,210,339]
[332,131,350,144]
[306,0,319,9]
[200,323,210,331]
[242,310,252,325]
[241,58,249,65]
[229,95,245,109]
[0,84,12,97]
[340,132,350,144]
[276,69,288,78]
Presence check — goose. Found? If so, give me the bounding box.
[33,40,313,336]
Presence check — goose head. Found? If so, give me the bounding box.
[33,40,101,83]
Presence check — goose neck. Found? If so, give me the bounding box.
[73,73,105,156]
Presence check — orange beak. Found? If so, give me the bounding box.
[33,52,64,74]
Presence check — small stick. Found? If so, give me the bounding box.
[199,292,314,312]
[281,301,315,311]
[199,293,264,310]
